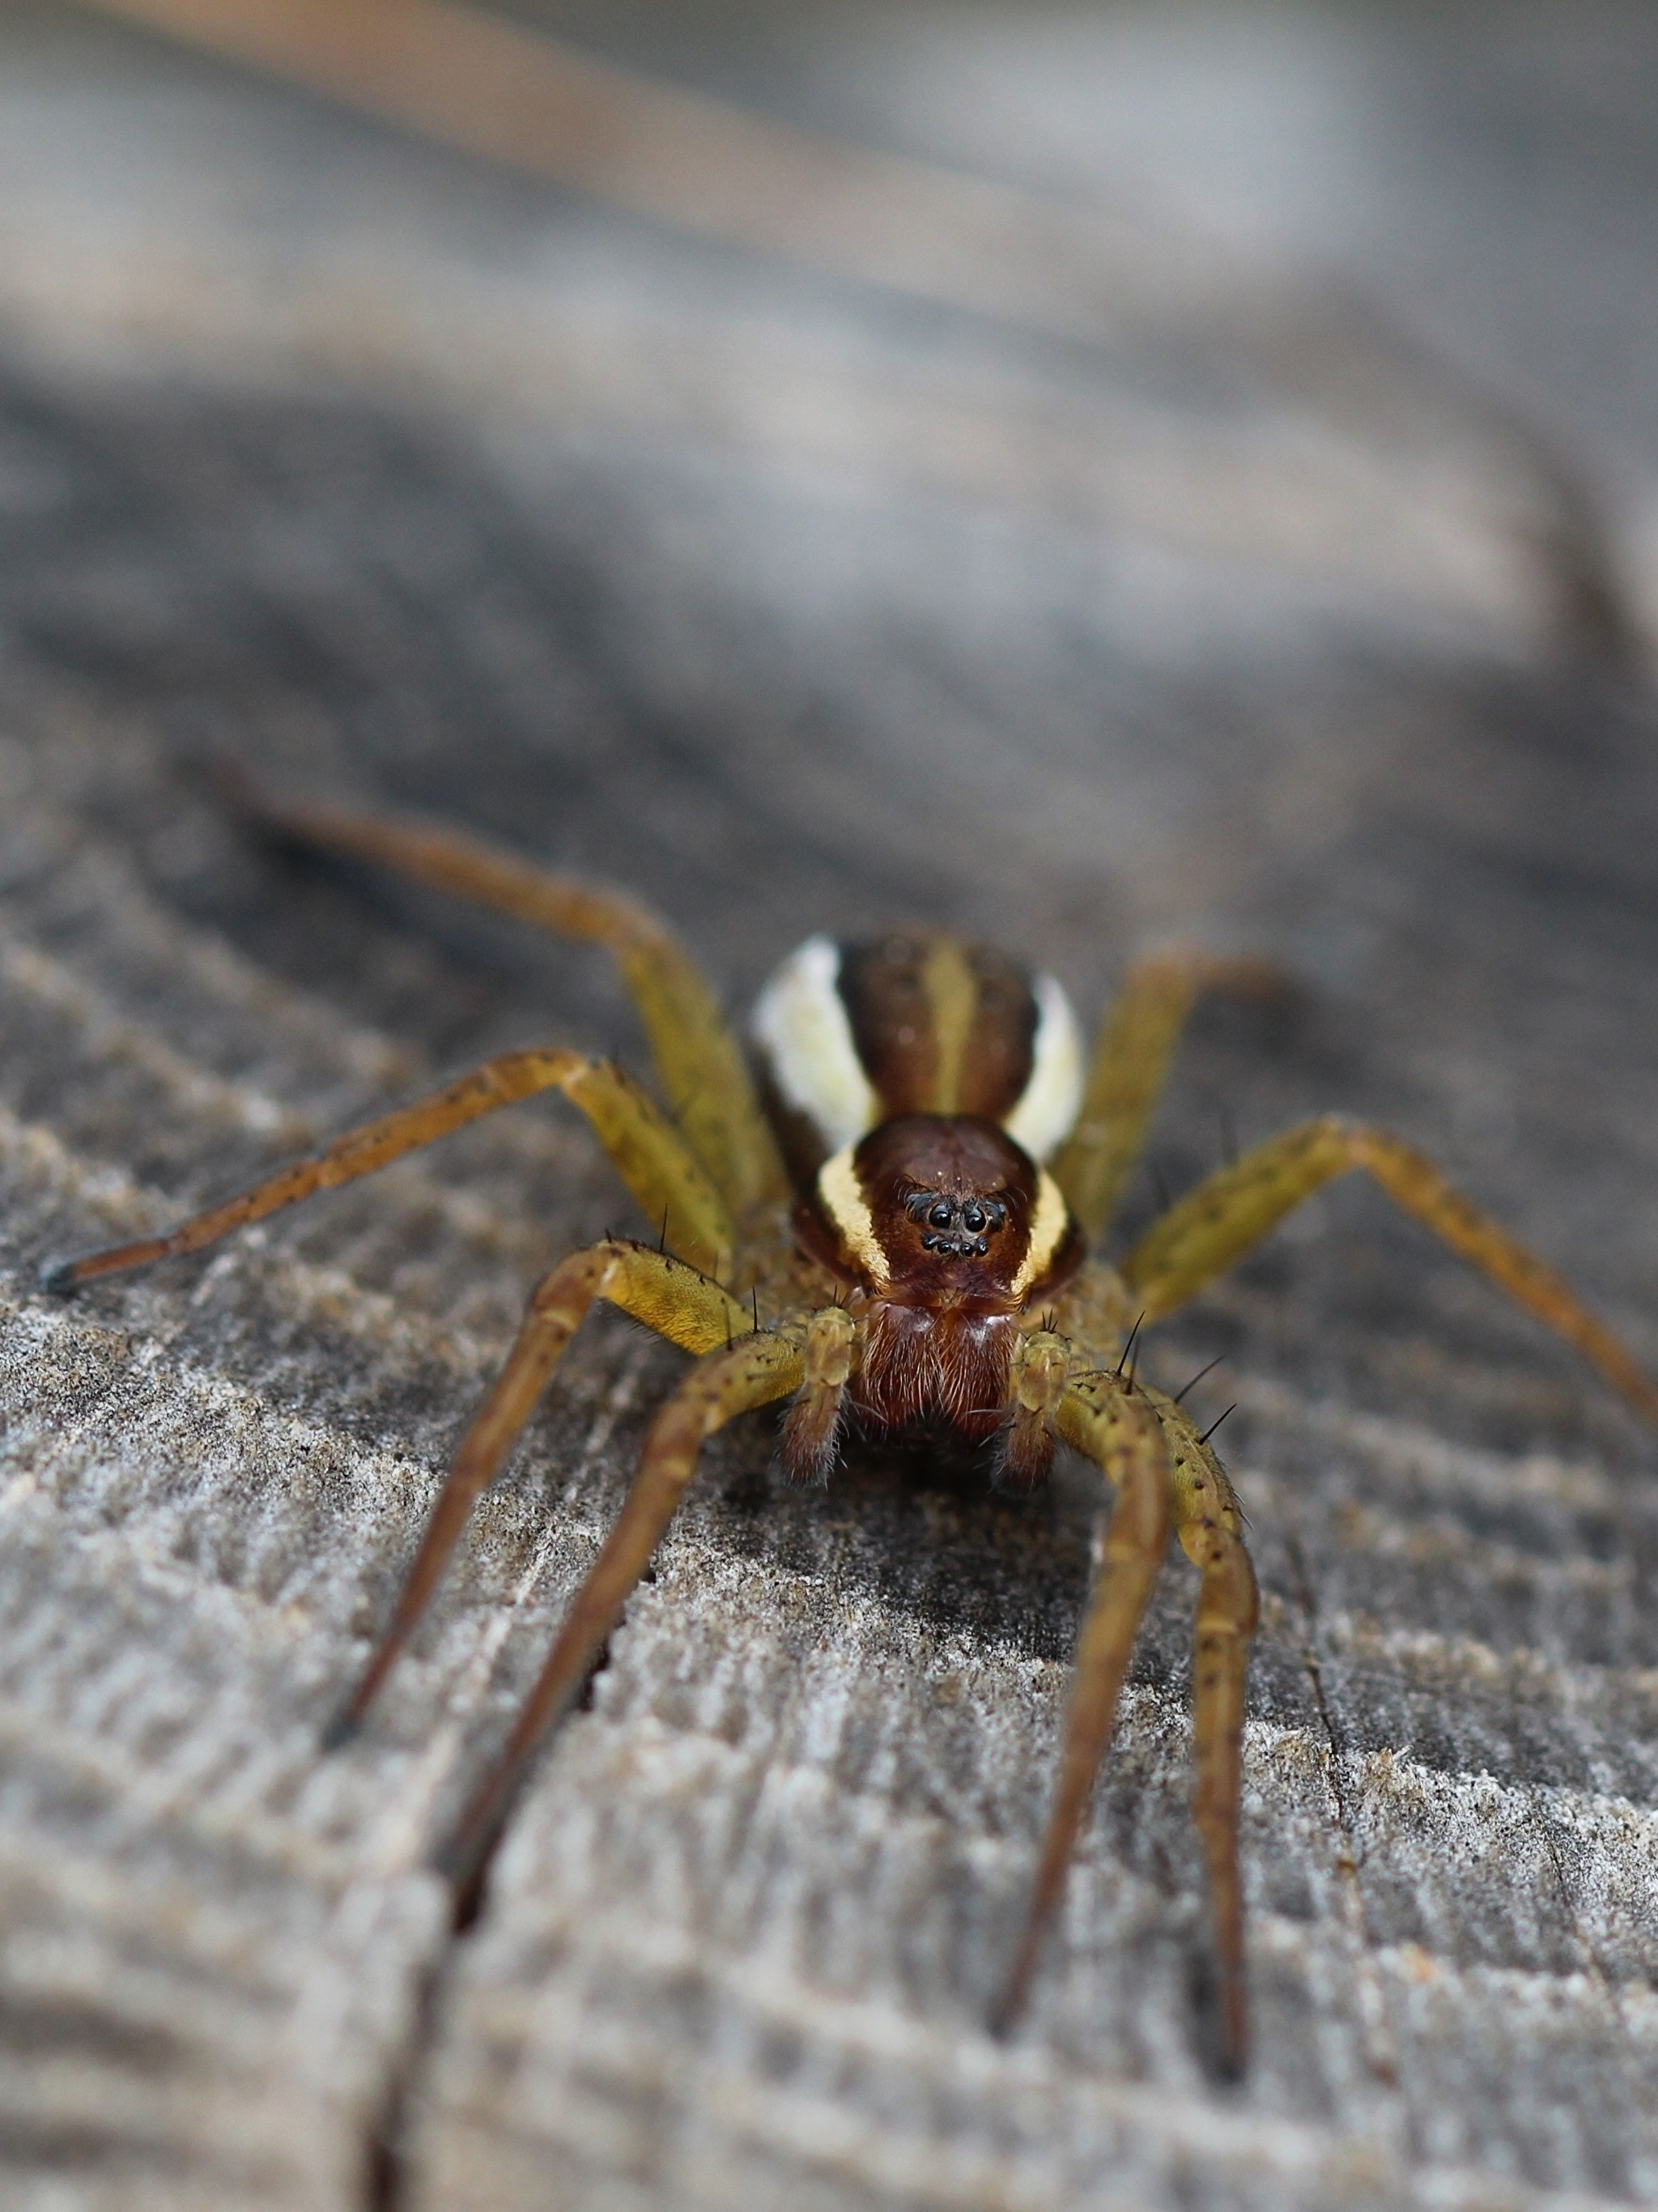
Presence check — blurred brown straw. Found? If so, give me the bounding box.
[83,0,1639,660]
[83,0,1233,346]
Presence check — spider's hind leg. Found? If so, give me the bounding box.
[1051,949,1286,1243]
[215,769,788,1216]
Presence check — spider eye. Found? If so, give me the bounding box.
[929,1200,954,1229]
[962,1202,985,1232]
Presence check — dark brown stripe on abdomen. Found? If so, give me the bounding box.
[838,934,1038,1119]
[959,943,1040,1119]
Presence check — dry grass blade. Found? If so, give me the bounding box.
[83,0,1639,661]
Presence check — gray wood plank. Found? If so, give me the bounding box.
[3,8,1658,2209]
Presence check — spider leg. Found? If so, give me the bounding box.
[1143,1384,1258,2077]
[331,1236,752,1741]
[1121,1115,1658,1423]
[1051,950,1285,1243]
[436,1325,805,1887]
[1046,1253,1140,1351]
[41,1049,737,1291]
[993,1360,1171,2034]
[215,768,788,1214]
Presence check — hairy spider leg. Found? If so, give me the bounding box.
[993,1359,1171,2034]
[1145,1383,1258,2076]
[219,771,789,1216]
[41,1049,738,1291]
[437,1326,806,1888]
[331,1238,754,1742]
[1047,1255,1141,1351]
[1120,1115,1658,1424]
[1051,951,1286,1242]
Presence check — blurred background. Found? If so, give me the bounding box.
[6,6,1658,2210]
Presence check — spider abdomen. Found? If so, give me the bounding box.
[751,929,1083,1183]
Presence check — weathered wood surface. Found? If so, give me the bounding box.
[4,6,1658,2209]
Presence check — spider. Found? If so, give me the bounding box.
[41,776,1658,2076]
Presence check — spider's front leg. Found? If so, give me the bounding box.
[1143,1383,1258,2075]
[994,1353,1171,2031]
[32,1035,765,1736]
[437,1324,806,1887]
[995,1346,1259,2075]
[1121,1115,1658,1423]
[332,1237,756,1740]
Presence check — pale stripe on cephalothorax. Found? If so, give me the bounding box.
[815,1141,891,1288]
[1010,1168,1074,1298]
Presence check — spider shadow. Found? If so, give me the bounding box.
[706,1410,1188,1687]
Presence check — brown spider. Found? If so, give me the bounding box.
[42,778,1658,2074]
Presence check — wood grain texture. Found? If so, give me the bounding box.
[4,6,1658,2209]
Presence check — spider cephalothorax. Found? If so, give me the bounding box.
[793,1113,1082,1475]
[44,781,1658,2076]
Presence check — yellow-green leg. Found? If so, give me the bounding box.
[994,1356,1172,2032]
[1145,1385,1258,2076]
[438,1325,805,1883]
[41,1047,738,1291]
[1121,1114,1658,1424]
[219,769,789,1216]
[333,1236,755,1739]
[1051,950,1285,1241]
[1045,1256,1140,1355]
